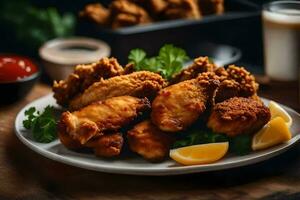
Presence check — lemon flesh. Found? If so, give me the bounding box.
[269,101,292,127]
[252,117,292,151]
[170,142,229,165]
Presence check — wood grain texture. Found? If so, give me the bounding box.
[0,83,300,200]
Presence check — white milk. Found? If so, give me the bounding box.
[263,8,300,81]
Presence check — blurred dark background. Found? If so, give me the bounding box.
[0,0,275,75]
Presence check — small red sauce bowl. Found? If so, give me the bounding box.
[0,54,40,104]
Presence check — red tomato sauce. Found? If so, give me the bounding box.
[0,55,38,82]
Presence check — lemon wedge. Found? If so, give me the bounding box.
[252,117,292,151]
[170,142,229,165]
[269,101,292,127]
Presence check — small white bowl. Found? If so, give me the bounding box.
[39,37,111,81]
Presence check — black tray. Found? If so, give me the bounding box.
[78,0,262,67]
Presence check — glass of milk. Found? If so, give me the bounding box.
[262,1,300,81]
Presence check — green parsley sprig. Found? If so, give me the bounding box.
[128,44,189,80]
[23,106,57,143]
[229,135,252,155]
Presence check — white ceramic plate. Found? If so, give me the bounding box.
[15,94,300,176]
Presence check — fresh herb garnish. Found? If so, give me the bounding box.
[229,135,252,156]
[0,0,75,51]
[128,48,147,70]
[173,129,228,148]
[128,44,189,80]
[173,128,252,156]
[23,106,57,143]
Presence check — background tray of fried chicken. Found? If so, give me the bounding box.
[78,0,262,69]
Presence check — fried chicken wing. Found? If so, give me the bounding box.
[59,96,150,144]
[53,57,124,107]
[214,65,258,103]
[69,71,166,111]
[110,0,152,28]
[85,132,124,157]
[79,3,110,25]
[127,120,174,161]
[151,72,219,132]
[207,97,271,137]
[171,56,216,84]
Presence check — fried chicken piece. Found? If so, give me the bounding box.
[163,0,201,20]
[207,97,271,137]
[171,56,216,84]
[149,0,168,14]
[122,63,136,74]
[171,63,258,104]
[59,96,150,144]
[85,132,124,157]
[214,65,259,103]
[198,0,224,15]
[110,0,152,28]
[53,74,82,107]
[53,57,124,107]
[79,3,110,25]
[226,65,258,97]
[151,72,219,132]
[215,80,240,103]
[69,71,166,111]
[113,13,138,28]
[58,130,84,150]
[127,120,174,161]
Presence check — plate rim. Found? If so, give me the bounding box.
[14,94,300,176]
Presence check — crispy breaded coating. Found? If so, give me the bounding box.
[163,0,201,19]
[215,80,240,102]
[110,0,152,28]
[127,120,174,161]
[59,96,150,144]
[53,74,81,107]
[122,63,136,74]
[214,65,259,102]
[207,97,271,137]
[53,57,124,107]
[171,62,257,102]
[85,132,124,157]
[226,65,258,97]
[79,3,110,25]
[171,56,216,84]
[77,58,124,90]
[149,0,168,14]
[69,71,166,111]
[151,72,219,132]
[113,13,137,28]
[198,0,224,15]
[58,129,84,150]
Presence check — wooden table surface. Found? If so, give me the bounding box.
[1,82,300,200]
